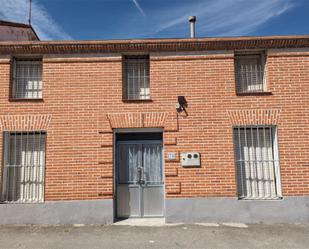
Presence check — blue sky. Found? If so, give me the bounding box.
[0,0,308,40]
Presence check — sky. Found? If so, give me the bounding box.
[0,0,308,40]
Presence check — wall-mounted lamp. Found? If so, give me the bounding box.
[176,96,188,113]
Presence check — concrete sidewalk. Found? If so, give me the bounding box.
[0,223,308,249]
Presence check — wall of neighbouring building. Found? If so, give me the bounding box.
[0,22,39,41]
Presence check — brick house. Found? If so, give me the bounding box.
[0,28,309,224]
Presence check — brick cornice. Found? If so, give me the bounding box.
[1,36,309,54]
[151,54,234,61]
[227,109,281,125]
[43,57,122,63]
[0,114,52,131]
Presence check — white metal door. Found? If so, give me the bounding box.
[116,141,164,218]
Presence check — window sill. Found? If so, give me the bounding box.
[236,91,273,96]
[238,196,283,201]
[122,99,153,103]
[9,98,44,102]
[0,201,44,204]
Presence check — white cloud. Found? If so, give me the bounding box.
[0,0,296,40]
[0,0,72,40]
[132,0,146,17]
[146,0,295,37]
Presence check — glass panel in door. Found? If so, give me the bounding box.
[117,144,141,217]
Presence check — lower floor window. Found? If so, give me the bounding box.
[233,126,282,199]
[1,131,46,203]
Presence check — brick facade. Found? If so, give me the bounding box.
[0,43,309,202]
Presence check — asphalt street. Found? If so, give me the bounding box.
[0,223,308,249]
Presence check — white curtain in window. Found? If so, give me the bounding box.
[236,54,265,93]
[14,60,43,99]
[125,56,150,100]
[235,127,279,199]
[1,133,45,203]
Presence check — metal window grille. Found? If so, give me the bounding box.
[235,53,266,93]
[1,131,46,203]
[233,126,281,199]
[124,55,150,100]
[11,58,43,99]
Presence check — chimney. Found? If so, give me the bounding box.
[188,16,196,38]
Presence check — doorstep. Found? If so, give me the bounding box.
[113,218,166,227]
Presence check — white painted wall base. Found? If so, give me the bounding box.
[0,200,113,225]
[1,197,308,225]
[166,197,309,224]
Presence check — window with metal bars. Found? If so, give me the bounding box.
[11,58,43,99]
[233,126,282,200]
[1,131,46,203]
[123,55,150,100]
[235,52,266,93]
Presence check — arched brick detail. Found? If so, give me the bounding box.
[227,109,281,125]
[107,113,143,128]
[107,112,171,129]
[143,112,168,128]
[0,114,52,131]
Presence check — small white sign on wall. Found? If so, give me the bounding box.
[167,152,177,160]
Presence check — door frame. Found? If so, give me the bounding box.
[113,128,165,220]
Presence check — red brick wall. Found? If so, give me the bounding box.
[0,49,308,201]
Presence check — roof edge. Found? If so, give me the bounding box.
[0,20,32,29]
[0,34,309,45]
[0,35,309,54]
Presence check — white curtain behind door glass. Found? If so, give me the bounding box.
[118,144,139,184]
[235,127,279,199]
[143,144,163,184]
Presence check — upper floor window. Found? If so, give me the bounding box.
[11,58,43,99]
[235,52,266,94]
[123,55,150,100]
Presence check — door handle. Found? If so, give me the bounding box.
[140,167,145,184]
[137,167,145,184]
[137,167,142,184]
